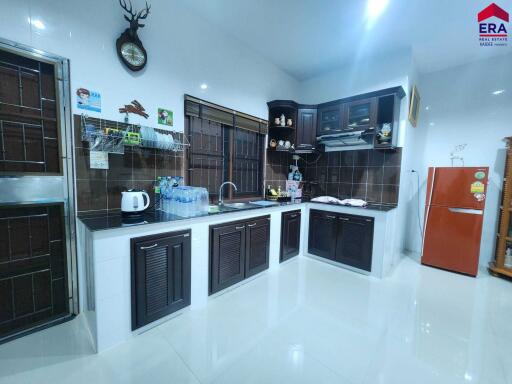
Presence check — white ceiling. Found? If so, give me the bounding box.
[177,0,512,80]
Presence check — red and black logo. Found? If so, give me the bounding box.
[478,3,508,46]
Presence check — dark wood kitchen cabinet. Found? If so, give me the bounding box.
[308,210,337,260]
[245,217,271,278]
[280,210,301,262]
[317,104,343,136]
[344,97,377,131]
[308,209,374,272]
[296,108,317,147]
[131,230,191,330]
[210,215,270,294]
[210,222,246,294]
[335,214,374,271]
[268,86,405,152]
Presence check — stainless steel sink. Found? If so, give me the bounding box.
[222,202,255,210]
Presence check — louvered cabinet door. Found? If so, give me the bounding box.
[131,230,191,330]
[280,210,301,262]
[335,215,374,272]
[210,223,246,294]
[245,216,270,278]
[308,210,337,260]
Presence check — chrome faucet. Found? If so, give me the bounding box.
[218,181,237,206]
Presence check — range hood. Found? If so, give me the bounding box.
[317,129,374,152]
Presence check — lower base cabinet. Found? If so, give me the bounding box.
[308,210,337,260]
[131,230,191,330]
[280,210,301,262]
[308,209,374,271]
[210,215,270,294]
[335,214,374,271]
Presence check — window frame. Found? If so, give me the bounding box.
[184,96,267,203]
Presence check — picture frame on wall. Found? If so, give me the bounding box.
[408,85,420,127]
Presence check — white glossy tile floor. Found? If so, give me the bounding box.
[0,256,511,384]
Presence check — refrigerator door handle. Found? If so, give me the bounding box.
[448,208,483,215]
[422,167,437,255]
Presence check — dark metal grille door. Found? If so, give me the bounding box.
[0,49,60,174]
[0,204,68,337]
[0,42,74,342]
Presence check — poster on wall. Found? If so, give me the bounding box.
[89,150,109,169]
[76,87,102,112]
[157,108,173,126]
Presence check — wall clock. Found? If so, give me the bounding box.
[116,0,151,72]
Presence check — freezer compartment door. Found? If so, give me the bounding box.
[422,205,484,276]
[426,167,488,209]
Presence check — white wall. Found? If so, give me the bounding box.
[404,53,512,266]
[0,0,299,130]
[298,49,411,105]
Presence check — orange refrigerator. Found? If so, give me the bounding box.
[421,167,488,276]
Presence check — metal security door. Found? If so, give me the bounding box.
[0,39,77,342]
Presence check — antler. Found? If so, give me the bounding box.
[119,0,137,21]
[135,2,151,27]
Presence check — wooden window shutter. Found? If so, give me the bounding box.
[201,105,233,126]
[234,115,260,134]
[185,100,200,117]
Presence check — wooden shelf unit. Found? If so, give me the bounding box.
[489,136,512,279]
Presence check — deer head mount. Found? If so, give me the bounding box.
[119,0,151,39]
[116,0,151,71]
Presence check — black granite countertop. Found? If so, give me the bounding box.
[78,199,396,232]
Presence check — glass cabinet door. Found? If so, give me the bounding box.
[317,106,341,135]
[346,98,376,130]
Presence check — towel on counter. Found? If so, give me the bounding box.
[311,196,368,207]
[311,196,344,204]
[339,198,368,207]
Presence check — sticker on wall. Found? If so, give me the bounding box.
[474,171,486,180]
[89,150,109,170]
[119,100,149,122]
[158,108,173,126]
[76,88,101,112]
[470,181,485,194]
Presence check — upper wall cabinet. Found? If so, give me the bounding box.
[266,100,298,152]
[296,108,318,150]
[267,86,405,153]
[344,97,377,132]
[317,104,342,137]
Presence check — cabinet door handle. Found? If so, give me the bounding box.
[289,214,298,218]
[235,226,245,230]
[183,233,190,237]
[248,223,257,227]
[140,243,158,250]
[326,215,336,219]
[339,217,349,221]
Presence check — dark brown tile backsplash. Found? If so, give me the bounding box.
[265,148,402,205]
[73,115,184,213]
[75,113,401,212]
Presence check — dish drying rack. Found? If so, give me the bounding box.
[80,114,189,154]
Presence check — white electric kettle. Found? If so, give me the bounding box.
[121,190,150,214]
